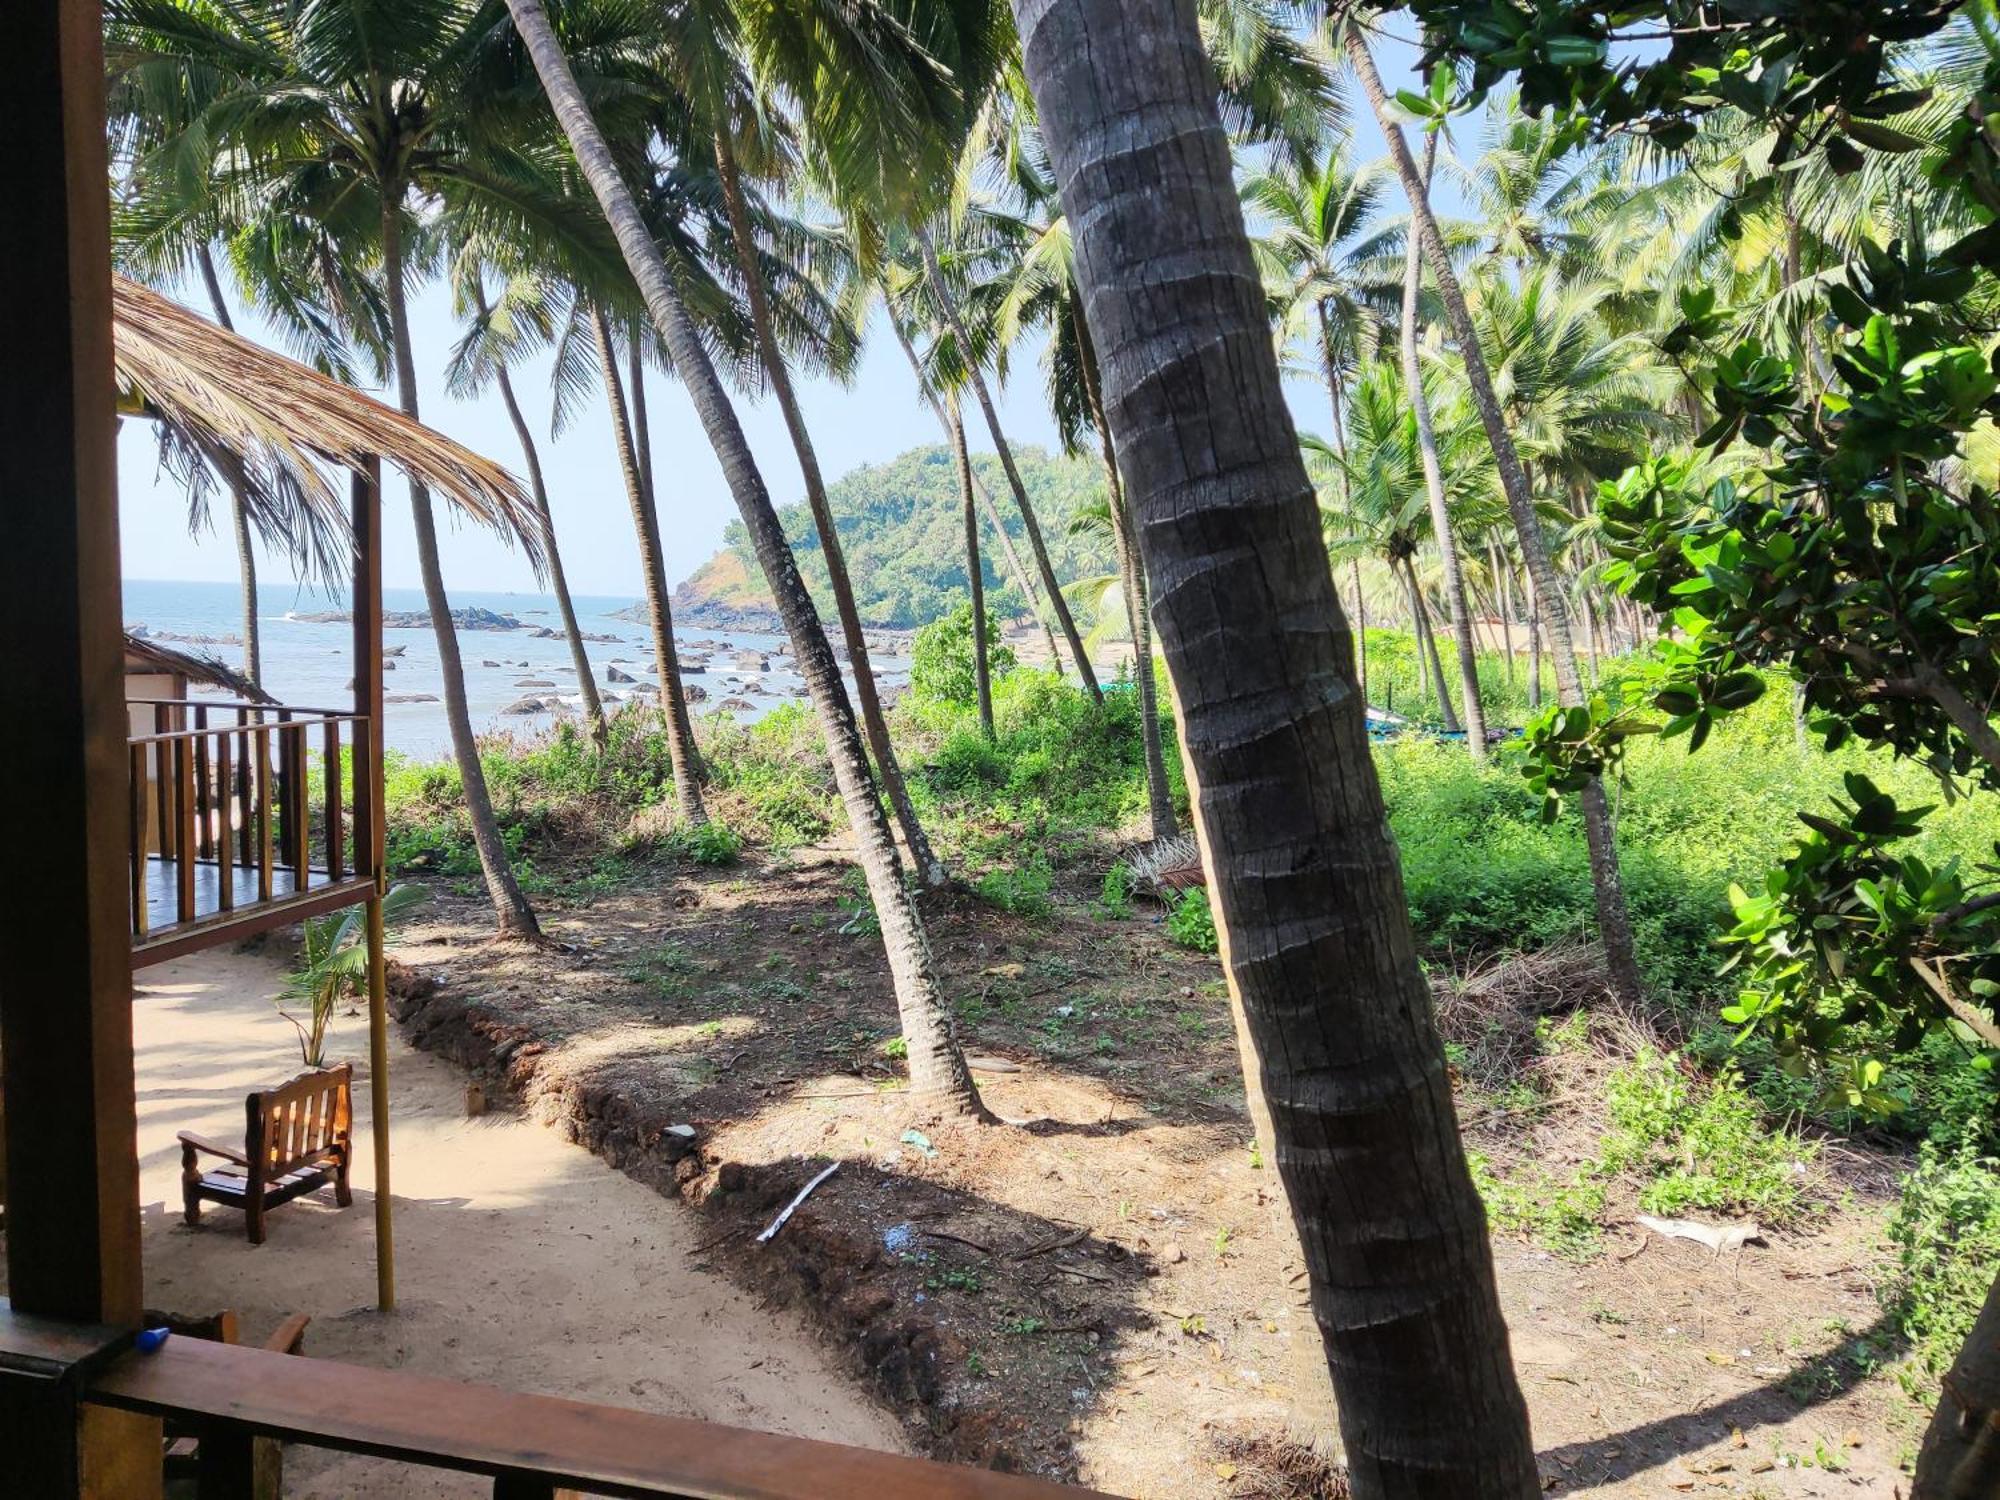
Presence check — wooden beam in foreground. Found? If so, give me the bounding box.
[90,1335,1111,1499]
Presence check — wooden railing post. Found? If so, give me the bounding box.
[175,737,197,924]
[256,724,274,903]
[324,717,344,880]
[192,705,211,861]
[214,733,234,912]
[129,742,148,938]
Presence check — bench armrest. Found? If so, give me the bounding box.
[178,1131,251,1168]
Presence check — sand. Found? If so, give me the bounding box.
[130,943,905,1496]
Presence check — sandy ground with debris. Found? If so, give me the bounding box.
[127,944,906,1496]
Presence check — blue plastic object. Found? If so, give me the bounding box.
[134,1327,171,1353]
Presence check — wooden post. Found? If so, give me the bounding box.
[352,460,394,1312]
[0,0,143,1328]
[0,2,162,1492]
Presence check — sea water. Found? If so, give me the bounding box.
[122,578,893,761]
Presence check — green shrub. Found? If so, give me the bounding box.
[1469,1150,1605,1260]
[1097,860,1134,920]
[975,860,1054,919]
[909,601,1016,715]
[1167,889,1218,953]
[669,820,743,866]
[1600,1050,1814,1220]
[1884,1139,2000,1397]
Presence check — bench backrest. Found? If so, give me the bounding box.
[248,1064,351,1182]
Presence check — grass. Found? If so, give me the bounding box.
[1883,1138,2000,1401]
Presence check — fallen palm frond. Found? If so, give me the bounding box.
[1126,834,1205,897]
[112,275,542,581]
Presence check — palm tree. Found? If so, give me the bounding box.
[982,135,1178,838]
[947,394,997,737]
[446,263,608,742]
[1346,21,1643,1008]
[1243,142,1395,448]
[504,0,983,1117]
[880,286,1063,666]
[1010,2,1540,1490]
[915,222,1101,698]
[104,0,627,940]
[588,308,707,822]
[702,81,948,885]
[1399,129,1487,753]
[1309,362,1492,729]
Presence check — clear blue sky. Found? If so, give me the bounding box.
[116,35,1434,601]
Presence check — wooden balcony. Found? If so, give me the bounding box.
[2,1303,1099,1500]
[128,699,378,969]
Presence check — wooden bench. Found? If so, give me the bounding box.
[180,1064,353,1244]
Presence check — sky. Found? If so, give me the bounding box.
[115,34,1436,602]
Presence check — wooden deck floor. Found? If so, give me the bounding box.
[140,855,315,934]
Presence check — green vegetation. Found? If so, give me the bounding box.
[1166,890,1219,954]
[700,445,1115,630]
[1885,1141,2000,1395]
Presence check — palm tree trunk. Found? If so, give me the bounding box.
[379,199,539,939]
[1526,563,1544,710]
[1913,1271,2000,1498]
[1402,557,1460,733]
[1490,538,1516,686]
[195,245,260,687]
[1074,301,1176,839]
[882,291,1060,665]
[1013,2,1540,1489]
[1350,26,1642,1010]
[949,398,995,738]
[508,0,982,1116]
[1398,132,1486,757]
[914,226,1100,699]
[713,132,946,886]
[471,283,607,744]
[590,309,706,824]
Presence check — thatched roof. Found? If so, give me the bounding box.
[112,276,543,577]
[123,629,274,704]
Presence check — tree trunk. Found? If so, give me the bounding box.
[882,291,1060,665]
[1014,1,1541,1490]
[914,226,1100,698]
[471,282,606,744]
[1913,1269,2000,1497]
[1402,556,1460,733]
[379,200,539,939]
[1526,565,1544,711]
[1490,538,1516,686]
[1350,27,1643,1010]
[590,309,706,824]
[1074,300,1176,839]
[1398,133,1485,757]
[195,244,260,687]
[713,131,946,886]
[949,398,995,738]
[508,0,982,1115]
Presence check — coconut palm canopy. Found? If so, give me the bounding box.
[112,275,541,579]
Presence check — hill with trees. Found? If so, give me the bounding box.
[676,443,1117,631]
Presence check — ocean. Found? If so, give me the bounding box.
[121,578,893,761]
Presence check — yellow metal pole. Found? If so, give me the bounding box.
[366,889,393,1311]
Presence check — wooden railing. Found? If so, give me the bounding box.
[79,1332,1103,1499]
[127,699,377,955]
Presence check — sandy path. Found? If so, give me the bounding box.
[131,945,905,1496]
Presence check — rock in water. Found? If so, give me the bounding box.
[606,666,636,684]
[502,697,546,714]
